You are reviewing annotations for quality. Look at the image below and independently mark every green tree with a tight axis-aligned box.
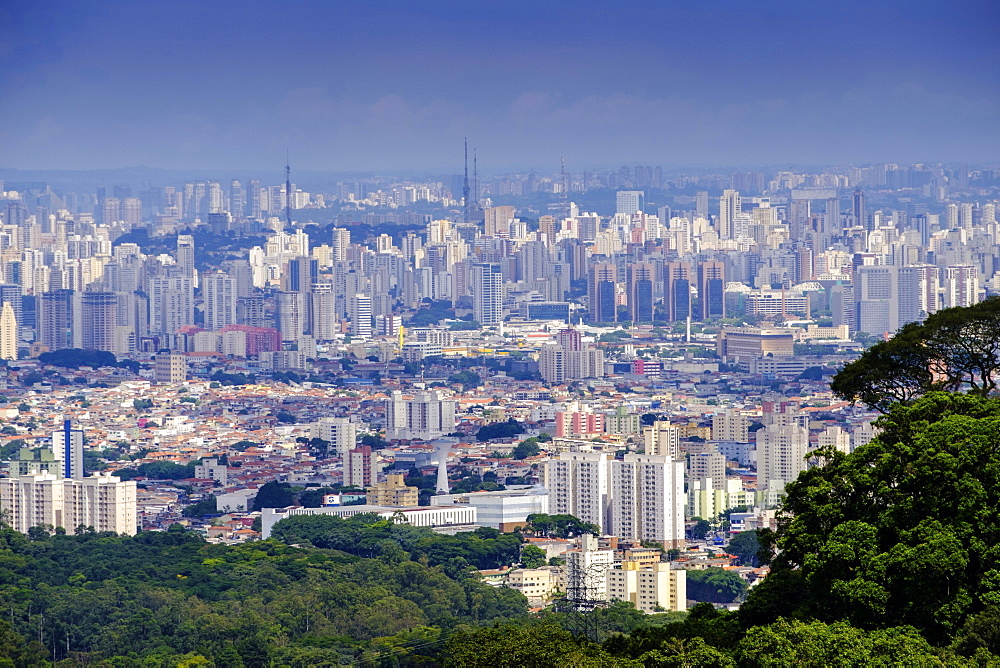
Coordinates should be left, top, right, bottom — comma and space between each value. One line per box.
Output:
444, 623, 587, 667
512, 437, 541, 460
253, 481, 296, 510
525, 513, 599, 538
735, 619, 945, 666
686, 568, 747, 604
448, 370, 482, 390
476, 418, 526, 442
833, 297, 1000, 411
520, 545, 547, 569
741, 392, 1000, 643
726, 530, 761, 567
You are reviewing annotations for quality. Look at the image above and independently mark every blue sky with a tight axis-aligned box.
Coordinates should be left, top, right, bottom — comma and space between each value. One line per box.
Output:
1, 0, 997, 172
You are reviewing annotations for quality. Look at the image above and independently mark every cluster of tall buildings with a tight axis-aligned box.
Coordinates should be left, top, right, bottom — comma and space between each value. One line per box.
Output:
0, 163, 995, 372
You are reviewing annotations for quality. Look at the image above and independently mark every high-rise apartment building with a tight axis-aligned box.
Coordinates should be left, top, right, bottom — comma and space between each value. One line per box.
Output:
385, 390, 457, 441
944, 265, 978, 308
718, 189, 740, 240
345, 445, 380, 488
898, 264, 938, 324
611, 454, 685, 548
854, 265, 899, 336
38, 289, 77, 351
311, 417, 359, 458
80, 291, 117, 352
203, 272, 237, 331
758, 424, 810, 494
0, 301, 17, 360
545, 451, 612, 533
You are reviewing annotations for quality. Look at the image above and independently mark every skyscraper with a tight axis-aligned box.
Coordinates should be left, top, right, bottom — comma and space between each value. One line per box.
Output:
38, 289, 76, 351
588, 263, 617, 324
627, 262, 655, 324
615, 191, 644, 216
665, 261, 692, 321
698, 261, 726, 320
853, 189, 869, 231
52, 420, 85, 480
471, 263, 503, 326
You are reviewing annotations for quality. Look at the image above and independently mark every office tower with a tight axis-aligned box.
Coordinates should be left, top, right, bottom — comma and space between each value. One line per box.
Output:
627, 262, 655, 324
898, 265, 938, 324
758, 423, 810, 494
695, 191, 709, 219
38, 289, 76, 351
80, 291, 117, 352
0, 473, 137, 535
545, 451, 612, 533
698, 261, 726, 320
247, 178, 262, 218
644, 420, 680, 457
311, 417, 359, 458
347, 293, 373, 336
229, 180, 245, 219
718, 189, 740, 240
154, 352, 186, 384
203, 272, 237, 331
331, 227, 351, 263
854, 265, 899, 336
483, 205, 516, 237
615, 191, 644, 216
471, 263, 503, 326
665, 261, 692, 321
52, 420, 85, 480
853, 189, 868, 231
0, 302, 16, 360
944, 265, 978, 308
345, 446, 380, 488
612, 454, 685, 548
385, 390, 457, 441
275, 291, 305, 342
588, 263, 617, 324
176, 235, 195, 279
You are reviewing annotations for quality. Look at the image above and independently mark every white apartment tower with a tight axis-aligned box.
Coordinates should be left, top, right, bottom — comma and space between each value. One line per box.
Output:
758, 424, 810, 495
471, 263, 503, 326
311, 417, 359, 458
385, 390, 457, 441
611, 454, 685, 548
203, 272, 237, 332
545, 451, 612, 533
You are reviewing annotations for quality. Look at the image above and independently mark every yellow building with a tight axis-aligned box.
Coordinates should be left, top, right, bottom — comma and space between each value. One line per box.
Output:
606, 562, 686, 613
366, 473, 419, 507
506, 567, 564, 603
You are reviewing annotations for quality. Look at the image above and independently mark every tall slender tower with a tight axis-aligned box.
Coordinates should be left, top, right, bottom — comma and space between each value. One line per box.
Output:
285, 152, 292, 230
462, 138, 471, 224
0, 301, 17, 361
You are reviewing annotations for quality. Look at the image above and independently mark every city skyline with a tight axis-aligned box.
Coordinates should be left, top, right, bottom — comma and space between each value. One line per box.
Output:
1, 0, 997, 172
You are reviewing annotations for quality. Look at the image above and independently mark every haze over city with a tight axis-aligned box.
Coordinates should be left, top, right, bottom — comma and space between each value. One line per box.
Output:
2, 0, 998, 173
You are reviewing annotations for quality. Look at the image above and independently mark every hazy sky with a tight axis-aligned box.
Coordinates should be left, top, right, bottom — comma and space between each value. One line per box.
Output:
1, 0, 997, 173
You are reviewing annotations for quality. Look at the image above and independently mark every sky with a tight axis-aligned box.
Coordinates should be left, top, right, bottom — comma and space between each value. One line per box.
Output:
1, 0, 997, 173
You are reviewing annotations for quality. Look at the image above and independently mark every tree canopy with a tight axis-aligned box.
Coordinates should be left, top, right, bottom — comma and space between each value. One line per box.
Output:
832, 297, 1000, 411
742, 392, 1000, 644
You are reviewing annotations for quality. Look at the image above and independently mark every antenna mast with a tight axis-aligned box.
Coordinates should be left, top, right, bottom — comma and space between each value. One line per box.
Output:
561, 156, 569, 214
463, 138, 470, 224
285, 150, 292, 230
